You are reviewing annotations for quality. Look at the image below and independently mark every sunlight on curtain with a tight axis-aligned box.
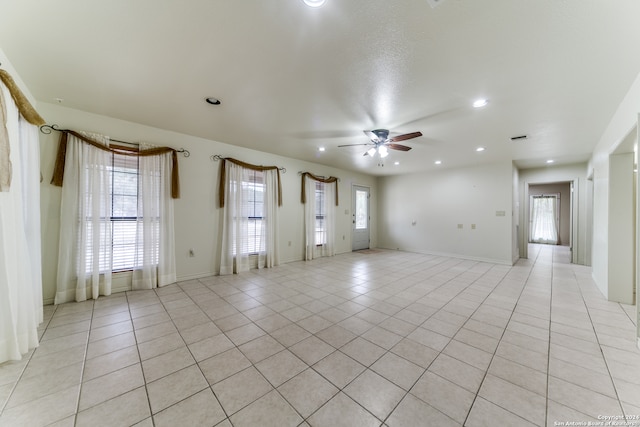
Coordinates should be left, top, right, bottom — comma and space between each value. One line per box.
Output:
530, 195, 559, 244
0, 84, 42, 363
56, 137, 177, 302
132, 148, 176, 290
56, 133, 112, 303
304, 178, 336, 260
219, 161, 279, 274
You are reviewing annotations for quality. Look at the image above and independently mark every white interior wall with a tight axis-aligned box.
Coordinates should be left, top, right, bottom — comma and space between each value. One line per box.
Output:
608, 153, 635, 304
0, 48, 36, 104
377, 161, 514, 265
38, 103, 377, 304
590, 71, 640, 300
518, 163, 589, 266
512, 164, 520, 264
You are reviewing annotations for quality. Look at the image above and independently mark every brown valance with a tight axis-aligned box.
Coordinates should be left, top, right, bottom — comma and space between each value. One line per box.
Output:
0, 69, 45, 127
301, 172, 339, 206
51, 130, 181, 198
0, 69, 46, 192
219, 157, 283, 208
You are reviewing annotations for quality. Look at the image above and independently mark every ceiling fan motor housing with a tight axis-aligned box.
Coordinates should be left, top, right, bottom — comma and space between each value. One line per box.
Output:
371, 129, 390, 142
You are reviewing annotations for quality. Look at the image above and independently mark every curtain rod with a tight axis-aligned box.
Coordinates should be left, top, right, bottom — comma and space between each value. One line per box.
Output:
210, 154, 286, 173
298, 171, 340, 181
39, 124, 190, 157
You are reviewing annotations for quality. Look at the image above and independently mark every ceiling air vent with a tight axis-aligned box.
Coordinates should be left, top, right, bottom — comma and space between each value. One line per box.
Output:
426, 0, 446, 8
510, 135, 528, 141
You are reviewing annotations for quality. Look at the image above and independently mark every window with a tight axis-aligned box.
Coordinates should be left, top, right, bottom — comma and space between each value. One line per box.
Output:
302, 173, 336, 261
530, 194, 559, 245
355, 189, 368, 229
219, 160, 280, 274
315, 181, 327, 245
84, 149, 159, 273
240, 169, 265, 255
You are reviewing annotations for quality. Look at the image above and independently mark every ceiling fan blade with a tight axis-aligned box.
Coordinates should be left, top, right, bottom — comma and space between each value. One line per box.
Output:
363, 130, 381, 143
388, 131, 422, 142
385, 143, 412, 151
337, 143, 374, 148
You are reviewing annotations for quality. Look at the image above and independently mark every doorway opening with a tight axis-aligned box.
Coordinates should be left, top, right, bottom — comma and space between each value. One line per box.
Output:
523, 180, 576, 263
529, 194, 560, 245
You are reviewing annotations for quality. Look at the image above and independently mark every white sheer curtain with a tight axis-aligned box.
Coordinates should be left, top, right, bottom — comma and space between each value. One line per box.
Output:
219, 161, 279, 274
0, 83, 43, 363
530, 195, 559, 245
132, 148, 176, 289
262, 167, 280, 269
56, 137, 177, 302
304, 178, 336, 260
56, 133, 112, 303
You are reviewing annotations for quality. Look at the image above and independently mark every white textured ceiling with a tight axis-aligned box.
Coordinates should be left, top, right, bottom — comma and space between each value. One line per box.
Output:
2, 0, 640, 175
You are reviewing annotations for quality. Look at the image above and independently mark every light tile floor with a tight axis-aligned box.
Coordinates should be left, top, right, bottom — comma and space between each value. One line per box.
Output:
1, 245, 639, 427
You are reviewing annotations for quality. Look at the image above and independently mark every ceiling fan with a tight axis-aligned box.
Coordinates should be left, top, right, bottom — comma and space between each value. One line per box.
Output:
338, 129, 422, 157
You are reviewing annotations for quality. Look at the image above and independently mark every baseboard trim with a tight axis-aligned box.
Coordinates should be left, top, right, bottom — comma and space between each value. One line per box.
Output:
377, 246, 513, 266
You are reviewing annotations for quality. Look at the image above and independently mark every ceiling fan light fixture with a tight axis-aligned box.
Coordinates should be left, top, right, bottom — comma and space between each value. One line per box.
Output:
378, 146, 389, 158
302, 0, 325, 7
367, 147, 377, 157
473, 99, 488, 108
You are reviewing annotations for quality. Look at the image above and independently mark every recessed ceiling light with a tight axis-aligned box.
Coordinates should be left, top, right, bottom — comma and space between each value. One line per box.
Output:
476, 147, 485, 152
473, 99, 488, 108
205, 97, 221, 105
546, 159, 554, 164
434, 160, 442, 165
318, 147, 325, 152
394, 161, 400, 165
302, 0, 325, 7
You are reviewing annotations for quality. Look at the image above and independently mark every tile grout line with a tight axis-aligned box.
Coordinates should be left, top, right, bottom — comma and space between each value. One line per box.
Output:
460, 244, 542, 426
9, 247, 634, 426
72, 300, 95, 427
365, 258, 528, 425
126, 289, 159, 427
0, 305, 59, 418
570, 261, 628, 418
218, 255, 474, 425
544, 245, 556, 427
157, 283, 232, 424
303, 257, 479, 425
